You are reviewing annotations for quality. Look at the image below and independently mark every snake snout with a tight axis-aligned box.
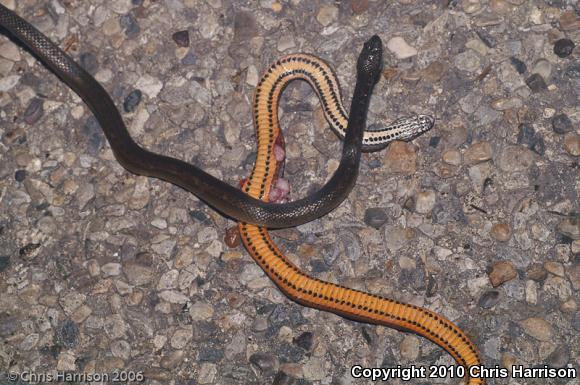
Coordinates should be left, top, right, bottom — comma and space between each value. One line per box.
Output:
358, 35, 383, 83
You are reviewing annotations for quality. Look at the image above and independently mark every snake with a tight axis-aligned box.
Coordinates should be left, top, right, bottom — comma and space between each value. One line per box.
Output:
0, 4, 433, 229
239, 36, 485, 384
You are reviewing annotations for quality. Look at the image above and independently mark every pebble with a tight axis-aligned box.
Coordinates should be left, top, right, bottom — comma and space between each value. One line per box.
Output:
564, 133, 580, 156
442, 149, 461, 165
490, 223, 511, 242
249, 352, 279, 375
0, 256, 9, 273
517, 123, 545, 156
526, 264, 547, 282
543, 261, 564, 277
478, 290, 500, 309
363, 207, 389, 229
120, 13, 140, 38
110, 339, 131, 360
277, 35, 296, 52
351, 0, 369, 14
272, 371, 293, 385
189, 301, 214, 321
124, 261, 155, 286
551, 114, 573, 134
415, 190, 436, 214
172, 30, 190, 47
293, 331, 314, 351
399, 335, 420, 360
510, 57, 527, 74
553, 38, 575, 58
531, 59, 552, 80
559, 11, 580, 31
101, 262, 122, 277
171, 328, 193, 349
383, 141, 417, 175
123, 89, 142, 113
198, 347, 224, 362
547, 345, 570, 368
57, 319, 79, 348
316, 5, 338, 27
23, 98, 44, 125
197, 363, 217, 384
160, 350, 184, 369
497, 145, 534, 172
525, 73, 547, 92
489, 261, 517, 287
490, 97, 522, 110
386, 37, 418, 59
14, 169, 26, 182
557, 218, 579, 240
0, 75, 20, 91
464, 142, 493, 165
454, 50, 481, 73
519, 317, 553, 341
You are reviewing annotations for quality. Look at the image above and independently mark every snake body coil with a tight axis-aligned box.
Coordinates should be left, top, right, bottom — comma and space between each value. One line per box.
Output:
240, 36, 484, 385
0, 4, 432, 228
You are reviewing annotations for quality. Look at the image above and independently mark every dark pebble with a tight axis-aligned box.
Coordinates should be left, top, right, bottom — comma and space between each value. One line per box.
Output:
546, 345, 570, 368
132, 0, 144, 5
197, 346, 224, 362
0, 255, 9, 273
476, 29, 496, 48
39, 344, 61, 359
525, 73, 547, 92
552, 114, 573, 134
276, 342, 305, 362
565, 63, 580, 78
79, 52, 99, 74
364, 207, 389, 229
19, 243, 41, 257
429, 136, 441, 147
123, 89, 142, 113
189, 210, 210, 224
272, 371, 294, 385
269, 304, 307, 327
57, 319, 79, 348
517, 123, 545, 155
181, 51, 197, 66
82, 116, 105, 154
309, 258, 328, 273
510, 57, 527, 74
553, 38, 575, 58
23, 98, 44, 125
14, 169, 27, 182
120, 13, 140, 38
367, 157, 382, 169
293, 331, 314, 351
0, 315, 20, 337
249, 352, 278, 375
573, 312, 580, 331
172, 30, 190, 47
478, 290, 500, 309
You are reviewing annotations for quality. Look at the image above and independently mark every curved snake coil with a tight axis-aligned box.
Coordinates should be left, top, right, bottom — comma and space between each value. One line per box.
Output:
240, 39, 484, 385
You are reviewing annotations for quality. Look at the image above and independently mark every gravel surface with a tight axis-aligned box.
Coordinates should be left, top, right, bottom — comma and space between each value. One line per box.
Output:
0, 1, 578, 384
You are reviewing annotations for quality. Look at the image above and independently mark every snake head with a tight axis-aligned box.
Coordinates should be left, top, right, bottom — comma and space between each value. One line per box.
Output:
357, 35, 383, 85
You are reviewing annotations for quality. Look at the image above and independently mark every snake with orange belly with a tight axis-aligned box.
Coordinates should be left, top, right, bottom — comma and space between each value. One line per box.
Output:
239, 37, 485, 384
